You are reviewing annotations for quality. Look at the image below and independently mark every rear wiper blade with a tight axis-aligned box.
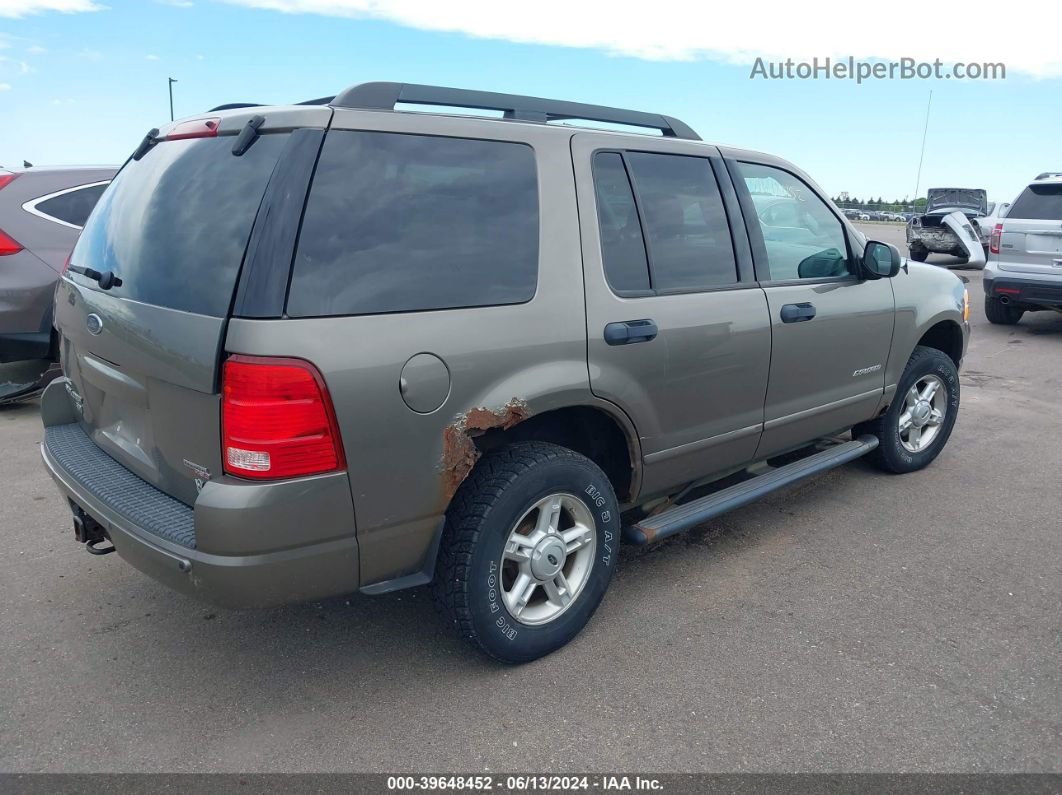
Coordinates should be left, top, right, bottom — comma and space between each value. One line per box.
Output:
68, 265, 122, 290
131, 127, 160, 161
232, 115, 265, 157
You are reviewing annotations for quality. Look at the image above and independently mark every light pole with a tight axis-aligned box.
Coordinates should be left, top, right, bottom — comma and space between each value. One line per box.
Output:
168, 77, 178, 121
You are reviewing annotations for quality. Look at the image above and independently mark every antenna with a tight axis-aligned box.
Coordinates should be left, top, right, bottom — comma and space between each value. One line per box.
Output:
912, 90, 933, 202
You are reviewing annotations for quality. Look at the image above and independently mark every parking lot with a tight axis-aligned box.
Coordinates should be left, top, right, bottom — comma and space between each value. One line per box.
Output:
1, 223, 1060, 773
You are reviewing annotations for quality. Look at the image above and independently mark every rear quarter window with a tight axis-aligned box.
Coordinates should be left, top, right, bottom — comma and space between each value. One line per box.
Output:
1009, 184, 1062, 220
286, 131, 539, 317
32, 182, 109, 228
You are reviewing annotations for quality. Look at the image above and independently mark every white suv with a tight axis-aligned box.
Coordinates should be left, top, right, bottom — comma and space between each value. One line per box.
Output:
983, 174, 1062, 324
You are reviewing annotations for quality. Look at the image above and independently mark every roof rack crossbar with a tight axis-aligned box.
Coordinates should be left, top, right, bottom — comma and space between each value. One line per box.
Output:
330, 82, 700, 140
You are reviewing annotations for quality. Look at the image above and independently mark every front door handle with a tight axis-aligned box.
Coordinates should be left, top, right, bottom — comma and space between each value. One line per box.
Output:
604, 319, 658, 345
780, 302, 816, 323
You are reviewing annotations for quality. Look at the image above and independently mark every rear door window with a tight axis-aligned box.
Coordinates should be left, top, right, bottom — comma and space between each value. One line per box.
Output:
625, 152, 737, 291
1009, 184, 1062, 220
69, 133, 289, 317
591, 152, 650, 292
287, 131, 539, 317
33, 182, 109, 228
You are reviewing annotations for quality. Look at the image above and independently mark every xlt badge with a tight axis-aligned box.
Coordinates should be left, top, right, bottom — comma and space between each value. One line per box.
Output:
182, 459, 211, 492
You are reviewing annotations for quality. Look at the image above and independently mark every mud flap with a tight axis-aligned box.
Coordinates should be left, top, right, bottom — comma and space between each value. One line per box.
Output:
0, 360, 61, 405
941, 210, 986, 267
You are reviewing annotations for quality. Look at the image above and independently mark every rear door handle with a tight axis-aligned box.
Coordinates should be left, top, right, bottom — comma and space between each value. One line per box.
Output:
604, 319, 658, 345
780, 302, 816, 323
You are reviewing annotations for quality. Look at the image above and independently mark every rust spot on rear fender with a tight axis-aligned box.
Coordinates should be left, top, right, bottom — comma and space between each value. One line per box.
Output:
441, 398, 532, 499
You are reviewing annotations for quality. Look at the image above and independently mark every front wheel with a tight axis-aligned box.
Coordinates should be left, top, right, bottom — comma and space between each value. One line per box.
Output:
857, 346, 960, 474
432, 442, 620, 663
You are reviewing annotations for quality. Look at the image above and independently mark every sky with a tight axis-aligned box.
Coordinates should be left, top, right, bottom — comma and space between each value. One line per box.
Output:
1, 0, 1060, 204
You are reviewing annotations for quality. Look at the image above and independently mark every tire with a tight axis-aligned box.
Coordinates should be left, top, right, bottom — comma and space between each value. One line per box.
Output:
856, 346, 960, 474
984, 296, 1024, 325
432, 441, 620, 663
908, 244, 928, 262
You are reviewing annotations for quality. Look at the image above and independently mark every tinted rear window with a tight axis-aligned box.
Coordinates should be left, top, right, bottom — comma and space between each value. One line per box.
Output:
1009, 184, 1062, 220
69, 134, 287, 317
592, 152, 650, 292
35, 182, 108, 227
287, 130, 538, 317
625, 152, 737, 291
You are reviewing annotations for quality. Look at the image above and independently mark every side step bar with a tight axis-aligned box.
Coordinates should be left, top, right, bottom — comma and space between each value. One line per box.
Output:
624, 435, 879, 545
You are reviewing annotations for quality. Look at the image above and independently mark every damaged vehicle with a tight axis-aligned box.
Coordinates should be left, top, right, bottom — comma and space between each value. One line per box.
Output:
906, 187, 991, 266
0, 165, 115, 402
40, 83, 969, 663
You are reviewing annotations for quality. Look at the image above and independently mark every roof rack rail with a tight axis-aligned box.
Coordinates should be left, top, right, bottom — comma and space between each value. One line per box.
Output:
329, 81, 700, 140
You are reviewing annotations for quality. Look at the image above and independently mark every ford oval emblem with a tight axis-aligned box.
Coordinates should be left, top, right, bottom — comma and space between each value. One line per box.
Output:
86, 313, 103, 336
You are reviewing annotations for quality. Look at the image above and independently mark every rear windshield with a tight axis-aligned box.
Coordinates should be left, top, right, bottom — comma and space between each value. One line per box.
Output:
69, 133, 288, 317
1009, 184, 1062, 220
287, 130, 538, 318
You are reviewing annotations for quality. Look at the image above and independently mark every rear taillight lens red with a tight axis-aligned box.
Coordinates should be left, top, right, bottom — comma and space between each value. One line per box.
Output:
990, 223, 1003, 255
0, 228, 22, 256
163, 117, 220, 141
0, 174, 21, 256
221, 355, 345, 480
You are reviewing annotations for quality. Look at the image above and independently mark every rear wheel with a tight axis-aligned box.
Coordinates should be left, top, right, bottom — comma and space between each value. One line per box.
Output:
432, 442, 620, 663
984, 296, 1024, 325
908, 243, 928, 262
857, 346, 959, 474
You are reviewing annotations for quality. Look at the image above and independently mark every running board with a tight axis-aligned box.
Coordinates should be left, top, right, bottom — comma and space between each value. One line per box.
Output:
624, 435, 879, 545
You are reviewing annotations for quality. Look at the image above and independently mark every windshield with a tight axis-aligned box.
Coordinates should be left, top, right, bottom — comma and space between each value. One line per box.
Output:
68, 133, 288, 317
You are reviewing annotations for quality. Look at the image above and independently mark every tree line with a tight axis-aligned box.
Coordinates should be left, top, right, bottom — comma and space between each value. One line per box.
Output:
832, 196, 929, 211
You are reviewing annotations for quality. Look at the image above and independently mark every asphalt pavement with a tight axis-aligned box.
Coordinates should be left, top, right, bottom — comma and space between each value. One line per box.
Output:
1, 224, 1059, 772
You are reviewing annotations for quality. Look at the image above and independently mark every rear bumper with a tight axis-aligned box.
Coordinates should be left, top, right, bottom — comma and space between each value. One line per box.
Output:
39, 380, 360, 608
984, 275, 1062, 308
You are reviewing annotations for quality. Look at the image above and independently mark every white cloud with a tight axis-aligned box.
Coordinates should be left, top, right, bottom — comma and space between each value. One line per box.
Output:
0, 82, 11, 91
0, 55, 31, 74
154, 0, 193, 6
145, 54, 160, 60
219, 0, 1062, 77
0, 0, 105, 18
27, 45, 47, 53
77, 48, 103, 61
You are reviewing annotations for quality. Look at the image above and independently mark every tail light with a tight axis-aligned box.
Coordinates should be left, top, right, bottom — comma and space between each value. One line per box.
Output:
221, 355, 345, 480
0, 174, 22, 256
163, 117, 220, 141
0, 229, 22, 256
990, 223, 1003, 255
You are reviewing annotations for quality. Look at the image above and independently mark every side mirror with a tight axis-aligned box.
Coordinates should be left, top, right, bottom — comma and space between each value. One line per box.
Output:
862, 240, 902, 278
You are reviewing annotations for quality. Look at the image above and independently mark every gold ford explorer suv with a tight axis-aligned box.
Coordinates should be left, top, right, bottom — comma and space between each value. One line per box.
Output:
41, 82, 970, 663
